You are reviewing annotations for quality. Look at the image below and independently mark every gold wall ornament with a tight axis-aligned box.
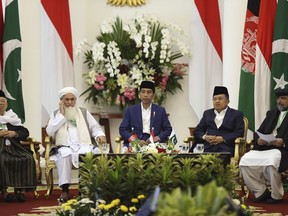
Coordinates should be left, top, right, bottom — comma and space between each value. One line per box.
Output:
107, 0, 146, 7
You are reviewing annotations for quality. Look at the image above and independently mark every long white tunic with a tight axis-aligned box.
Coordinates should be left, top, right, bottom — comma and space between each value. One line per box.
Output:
46, 108, 105, 186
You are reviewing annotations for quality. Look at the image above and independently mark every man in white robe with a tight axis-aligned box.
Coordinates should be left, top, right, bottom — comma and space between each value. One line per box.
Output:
240, 88, 288, 204
46, 87, 106, 202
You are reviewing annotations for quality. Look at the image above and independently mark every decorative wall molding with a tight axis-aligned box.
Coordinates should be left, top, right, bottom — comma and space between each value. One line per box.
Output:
107, 0, 146, 7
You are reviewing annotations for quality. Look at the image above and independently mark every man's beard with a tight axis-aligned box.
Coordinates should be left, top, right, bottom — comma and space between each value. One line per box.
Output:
277, 103, 288, 111
64, 106, 79, 121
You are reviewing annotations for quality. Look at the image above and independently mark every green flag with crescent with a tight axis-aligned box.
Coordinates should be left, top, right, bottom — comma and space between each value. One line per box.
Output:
2, 0, 25, 123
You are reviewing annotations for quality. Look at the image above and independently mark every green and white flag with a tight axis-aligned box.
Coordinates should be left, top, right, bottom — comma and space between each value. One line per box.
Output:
270, 0, 288, 107
2, 0, 25, 123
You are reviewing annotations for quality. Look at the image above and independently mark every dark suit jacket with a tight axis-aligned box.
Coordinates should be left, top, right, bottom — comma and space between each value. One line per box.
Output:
0, 123, 33, 191
193, 107, 244, 155
119, 103, 172, 146
254, 109, 288, 172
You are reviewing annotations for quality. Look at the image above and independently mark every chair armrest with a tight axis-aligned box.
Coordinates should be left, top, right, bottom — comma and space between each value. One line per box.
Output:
233, 138, 255, 165
20, 137, 42, 183
115, 136, 123, 153
183, 136, 194, 144
44, 136, 53, 160
20, 137, 40, 155
246, 139, 254, 151
234, 137, 246, 163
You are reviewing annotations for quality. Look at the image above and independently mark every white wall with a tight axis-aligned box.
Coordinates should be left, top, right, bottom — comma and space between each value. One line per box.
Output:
18, 0, 248, 151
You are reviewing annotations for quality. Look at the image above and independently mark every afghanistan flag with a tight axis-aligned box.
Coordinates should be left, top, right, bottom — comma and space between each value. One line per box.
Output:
238, 0, 261, 131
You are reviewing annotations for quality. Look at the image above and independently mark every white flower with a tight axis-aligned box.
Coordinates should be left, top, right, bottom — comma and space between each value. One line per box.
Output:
79, 198, 94, 204
232, 199, 241, 206
130, 67, 143, 82
75, 38, 87, 56
100, 20, 114, 34
78, 14, 190, 111
92, 42, 106, 62
83, 70, 96, 85
117, 74, 129, 93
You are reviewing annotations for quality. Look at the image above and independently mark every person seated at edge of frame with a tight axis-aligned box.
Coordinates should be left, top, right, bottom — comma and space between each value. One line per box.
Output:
239, 88, 288, 204
119, 81, 172, 150
0, 90, 36, 202
192, 86, 244, 156
46, 87, 106, 203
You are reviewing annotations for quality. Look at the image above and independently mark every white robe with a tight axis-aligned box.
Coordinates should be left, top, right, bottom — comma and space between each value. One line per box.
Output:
46, 108, 105, 186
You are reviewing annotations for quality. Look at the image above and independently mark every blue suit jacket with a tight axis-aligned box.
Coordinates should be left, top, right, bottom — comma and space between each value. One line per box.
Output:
119, 103, 172, 145
193, 107, 244, 155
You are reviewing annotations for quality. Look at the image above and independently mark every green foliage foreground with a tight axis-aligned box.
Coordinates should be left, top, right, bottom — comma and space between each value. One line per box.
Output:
79, 153, 238, 205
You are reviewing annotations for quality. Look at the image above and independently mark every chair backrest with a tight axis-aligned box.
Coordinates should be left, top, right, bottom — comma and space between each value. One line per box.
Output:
243, 116, 248, 142
233, 117, 249, 164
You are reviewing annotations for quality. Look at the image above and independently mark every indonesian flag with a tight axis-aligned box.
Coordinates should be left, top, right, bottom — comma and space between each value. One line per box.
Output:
254, 0, 276, 129
189, 0, 223, 121
40, 0, 74, 123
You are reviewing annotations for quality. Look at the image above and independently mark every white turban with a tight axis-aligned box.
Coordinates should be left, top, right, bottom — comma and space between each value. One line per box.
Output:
59, 87, 78, 99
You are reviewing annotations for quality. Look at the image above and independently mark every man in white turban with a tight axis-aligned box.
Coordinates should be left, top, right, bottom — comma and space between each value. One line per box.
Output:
46, 87, 106, 202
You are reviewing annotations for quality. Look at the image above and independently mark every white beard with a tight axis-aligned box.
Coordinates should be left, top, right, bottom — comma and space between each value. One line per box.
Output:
64, 106, 79, 121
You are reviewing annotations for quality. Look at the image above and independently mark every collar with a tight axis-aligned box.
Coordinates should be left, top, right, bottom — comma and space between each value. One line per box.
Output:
141, 102, 152, 111
214, 107, 228, 115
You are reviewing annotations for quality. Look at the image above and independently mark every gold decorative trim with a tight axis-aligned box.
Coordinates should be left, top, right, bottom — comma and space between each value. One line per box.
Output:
107, 0, 146, 7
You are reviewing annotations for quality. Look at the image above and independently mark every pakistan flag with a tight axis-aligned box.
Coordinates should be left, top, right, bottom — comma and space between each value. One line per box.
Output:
2, 0, 25, 123
270, 0, 288, 108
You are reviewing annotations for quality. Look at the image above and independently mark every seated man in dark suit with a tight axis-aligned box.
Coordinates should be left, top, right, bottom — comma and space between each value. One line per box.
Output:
119, 81, 172, 149
193, 86, 244, 155
239, 88, 288, 204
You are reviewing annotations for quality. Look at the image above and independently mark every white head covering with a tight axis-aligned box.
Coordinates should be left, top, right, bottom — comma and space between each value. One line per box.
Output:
59, 87, 78, 99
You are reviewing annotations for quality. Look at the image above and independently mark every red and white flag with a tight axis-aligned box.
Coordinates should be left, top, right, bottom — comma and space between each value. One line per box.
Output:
40, 0, 74, 123
254, 0, 276, 129
189, 0, 223, 120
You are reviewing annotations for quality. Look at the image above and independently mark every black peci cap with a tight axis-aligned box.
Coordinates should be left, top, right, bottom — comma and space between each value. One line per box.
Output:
0, 90, 7, 99
140, 81, 155, 93
213, 86, 229, 98
275, 88, 288, 97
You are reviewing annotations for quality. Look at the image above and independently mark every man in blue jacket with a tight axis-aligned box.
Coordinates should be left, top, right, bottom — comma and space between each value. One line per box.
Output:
193, 86, 244, 155
119, 81, 172, 148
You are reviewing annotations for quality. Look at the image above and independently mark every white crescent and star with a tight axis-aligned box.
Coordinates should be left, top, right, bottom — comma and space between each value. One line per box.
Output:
273, 74, 288, 90
2, 38, 22, 100
272, 38, 288, 90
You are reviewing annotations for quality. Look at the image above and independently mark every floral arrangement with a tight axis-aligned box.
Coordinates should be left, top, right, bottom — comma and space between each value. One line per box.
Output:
56, 182, 253, 216
56, 195, 146, 216
76, 14, 190, 111
128, 141, 175, 153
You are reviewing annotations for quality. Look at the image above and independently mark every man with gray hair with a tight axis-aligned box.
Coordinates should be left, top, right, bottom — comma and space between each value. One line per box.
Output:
46, 87, 106, 202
